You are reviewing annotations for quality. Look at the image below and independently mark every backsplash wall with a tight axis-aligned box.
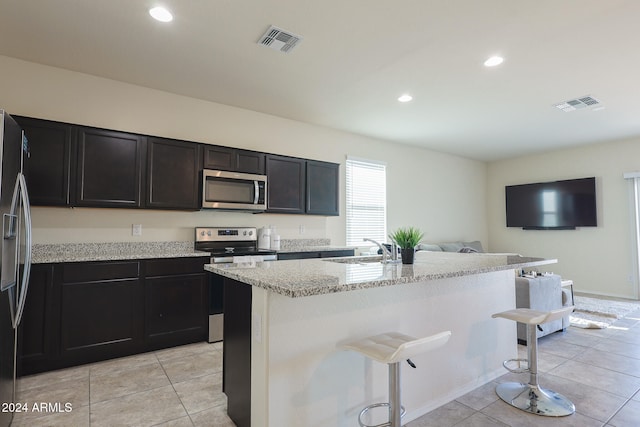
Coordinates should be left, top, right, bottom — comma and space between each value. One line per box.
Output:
32, 207, 333, 244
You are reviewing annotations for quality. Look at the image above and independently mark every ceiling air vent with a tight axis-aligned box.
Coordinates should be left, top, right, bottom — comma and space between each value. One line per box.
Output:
553, 95, 601, 112
257, 25, 303, 53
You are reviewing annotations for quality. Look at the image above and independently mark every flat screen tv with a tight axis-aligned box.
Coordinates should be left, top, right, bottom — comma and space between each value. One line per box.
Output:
505, 177, 597, 229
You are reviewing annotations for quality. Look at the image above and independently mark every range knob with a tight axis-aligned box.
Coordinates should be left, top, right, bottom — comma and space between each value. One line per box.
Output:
207, 231, 212, 236
243, 230, 247, 236
248, 230, 253, 236
200, 231, 205, 236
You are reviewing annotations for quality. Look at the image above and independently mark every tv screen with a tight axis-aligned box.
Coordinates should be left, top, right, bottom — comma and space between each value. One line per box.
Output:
505, 177, 597, 229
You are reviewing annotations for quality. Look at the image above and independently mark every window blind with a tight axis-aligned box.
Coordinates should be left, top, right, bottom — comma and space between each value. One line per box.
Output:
346, 157, 387, 246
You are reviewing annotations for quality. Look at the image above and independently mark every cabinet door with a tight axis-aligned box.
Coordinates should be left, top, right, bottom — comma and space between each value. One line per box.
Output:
203, 145, 235, 171
145, 274, 207, 348
236, 150, 265, 174
306, 160, 339, 215
75, 127, 144, 207
266, 154, 305, 213
15, 116, 74, 206
204, 146, 265, 175
59, 262, 143, 365
17, 264, 55, 376
146, 137, 202, 210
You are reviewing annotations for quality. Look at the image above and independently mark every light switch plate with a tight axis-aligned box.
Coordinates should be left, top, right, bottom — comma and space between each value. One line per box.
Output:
132, 224, 142, 236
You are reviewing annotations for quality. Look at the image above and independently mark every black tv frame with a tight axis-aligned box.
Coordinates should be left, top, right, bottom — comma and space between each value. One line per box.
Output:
505, 177, 597, 230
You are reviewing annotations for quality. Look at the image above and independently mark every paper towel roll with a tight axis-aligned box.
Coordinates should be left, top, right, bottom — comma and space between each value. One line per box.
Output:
258, 227, 271, 249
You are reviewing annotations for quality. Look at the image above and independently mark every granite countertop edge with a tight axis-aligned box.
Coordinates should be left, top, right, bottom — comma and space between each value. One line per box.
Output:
31, 242, 210, 264
31, 241, 356, 264
205, 254, 557, 298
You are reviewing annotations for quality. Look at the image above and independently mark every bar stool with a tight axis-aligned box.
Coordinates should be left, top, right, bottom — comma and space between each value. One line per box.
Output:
492, 306, 575, 417
342, 331, 451, 427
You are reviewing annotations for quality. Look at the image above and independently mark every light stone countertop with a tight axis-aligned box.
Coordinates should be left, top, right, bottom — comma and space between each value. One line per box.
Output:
32, 242, 210, 264
205, 250, 557, 298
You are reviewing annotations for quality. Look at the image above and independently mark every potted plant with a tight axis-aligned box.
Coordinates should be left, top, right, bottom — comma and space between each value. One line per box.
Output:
389, 227, 424, 264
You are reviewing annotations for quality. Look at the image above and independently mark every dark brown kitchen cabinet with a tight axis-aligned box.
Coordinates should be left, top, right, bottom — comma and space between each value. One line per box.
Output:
265, 154, 306, 213
18, 258, 209, 375
75, 127, 145, 208
17, 264, 55, 376
59, 261, 144, 367
223, 278, 252, 427
204, 145, 265, 174
15, 116, 74, 206
146, 137, 202, 210
145, 258, 208, 349
306, 160, 339, 215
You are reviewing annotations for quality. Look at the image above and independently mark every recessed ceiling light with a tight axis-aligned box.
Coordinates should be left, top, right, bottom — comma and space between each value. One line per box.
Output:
484, 56, 504, 67
398, 94, 413, 103
149, 6, 173, 22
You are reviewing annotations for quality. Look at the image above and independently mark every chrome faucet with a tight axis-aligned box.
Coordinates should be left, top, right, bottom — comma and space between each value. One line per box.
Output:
363, 238, 400, 264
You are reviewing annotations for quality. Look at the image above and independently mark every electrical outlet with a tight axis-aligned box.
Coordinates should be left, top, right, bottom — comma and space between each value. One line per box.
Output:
132, 224, 142, 236
299, 225, 305, 234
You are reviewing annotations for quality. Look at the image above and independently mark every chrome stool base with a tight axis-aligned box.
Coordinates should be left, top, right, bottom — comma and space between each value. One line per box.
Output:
496, 382, 576, 417
358, 403, 406, 427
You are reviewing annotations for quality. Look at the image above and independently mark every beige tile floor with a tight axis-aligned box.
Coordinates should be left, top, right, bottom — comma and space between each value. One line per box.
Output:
407, 306, 640, 427
12, 341, 234, 427
10, 306, 640, 426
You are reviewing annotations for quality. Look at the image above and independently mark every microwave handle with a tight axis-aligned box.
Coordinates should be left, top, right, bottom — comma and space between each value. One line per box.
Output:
254, 181, 259, 204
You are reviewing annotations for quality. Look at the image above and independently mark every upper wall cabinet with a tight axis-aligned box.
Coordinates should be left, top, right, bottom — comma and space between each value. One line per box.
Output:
15, 116, 74, 206
75, 127, 145, 208
203, 145, 265, 175
146, 137, 202, 210
265, 154, 306, 214
265, 156, 339, 216
306, 160, 339, 216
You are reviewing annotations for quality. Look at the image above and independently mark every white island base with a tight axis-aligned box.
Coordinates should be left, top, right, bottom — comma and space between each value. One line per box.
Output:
249, 269, 517, 427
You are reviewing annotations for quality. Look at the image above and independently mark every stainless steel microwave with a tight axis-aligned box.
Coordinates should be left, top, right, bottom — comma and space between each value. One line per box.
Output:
201, 169, 267, 211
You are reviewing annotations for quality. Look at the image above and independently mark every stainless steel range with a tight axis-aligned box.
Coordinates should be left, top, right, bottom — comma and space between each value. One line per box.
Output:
195, 227, 277, 342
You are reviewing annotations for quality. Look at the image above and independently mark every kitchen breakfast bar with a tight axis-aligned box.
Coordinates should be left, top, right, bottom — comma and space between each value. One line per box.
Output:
205, 251, 556, 427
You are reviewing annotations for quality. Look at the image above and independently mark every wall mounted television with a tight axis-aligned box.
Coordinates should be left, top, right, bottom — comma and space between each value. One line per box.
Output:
505, 177, 597, 230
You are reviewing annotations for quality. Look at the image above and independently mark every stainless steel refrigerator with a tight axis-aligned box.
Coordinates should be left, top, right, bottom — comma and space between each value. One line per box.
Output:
0, 110, 32, 427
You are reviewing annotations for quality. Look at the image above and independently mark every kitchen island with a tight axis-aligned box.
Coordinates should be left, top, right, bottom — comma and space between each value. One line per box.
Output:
205, 251, 556, 427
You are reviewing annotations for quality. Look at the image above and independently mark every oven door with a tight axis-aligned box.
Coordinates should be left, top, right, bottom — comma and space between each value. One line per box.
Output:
202, 169, 266, 211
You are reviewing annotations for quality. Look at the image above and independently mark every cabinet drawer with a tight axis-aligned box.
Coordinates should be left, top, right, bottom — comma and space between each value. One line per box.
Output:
62, 261, 140, 283
145, 258, 207, 277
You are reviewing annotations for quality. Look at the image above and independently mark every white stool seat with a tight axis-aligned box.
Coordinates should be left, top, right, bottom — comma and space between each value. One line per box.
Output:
342, 331, 451, 427
492, 306, 574, 325
342, 331, 451, 364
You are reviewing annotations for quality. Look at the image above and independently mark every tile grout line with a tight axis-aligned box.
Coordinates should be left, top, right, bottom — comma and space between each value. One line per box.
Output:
153, 349, 196, 426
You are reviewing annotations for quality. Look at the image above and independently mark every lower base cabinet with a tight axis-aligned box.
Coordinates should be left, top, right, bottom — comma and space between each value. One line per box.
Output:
60, 261, 143, 367
18, 258, 208, 375
145, 258, 207, 350
17, 264, 54, 376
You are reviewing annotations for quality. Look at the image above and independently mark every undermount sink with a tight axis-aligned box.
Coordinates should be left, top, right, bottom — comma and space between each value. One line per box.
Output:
323, 256, 383, 265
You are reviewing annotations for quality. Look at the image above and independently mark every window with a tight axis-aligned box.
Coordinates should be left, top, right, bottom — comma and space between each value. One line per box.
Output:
346, 157, 387, 246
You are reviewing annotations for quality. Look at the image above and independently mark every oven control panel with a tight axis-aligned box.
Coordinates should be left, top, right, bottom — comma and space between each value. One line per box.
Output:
195, 227, 257, 242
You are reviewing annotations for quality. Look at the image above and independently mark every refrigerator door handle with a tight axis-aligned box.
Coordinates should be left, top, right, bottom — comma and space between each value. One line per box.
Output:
13, 173, 32, 328
0, 177, 21, 292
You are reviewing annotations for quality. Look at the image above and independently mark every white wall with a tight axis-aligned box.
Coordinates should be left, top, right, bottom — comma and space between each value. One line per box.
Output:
488, 138, 640, 299
0, 55, 487, 248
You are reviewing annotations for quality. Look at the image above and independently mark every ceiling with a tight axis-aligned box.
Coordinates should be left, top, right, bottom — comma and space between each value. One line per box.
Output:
1, 0, 639, 161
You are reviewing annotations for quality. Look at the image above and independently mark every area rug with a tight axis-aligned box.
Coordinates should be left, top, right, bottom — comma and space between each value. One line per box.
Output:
570, 295, 640, 329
